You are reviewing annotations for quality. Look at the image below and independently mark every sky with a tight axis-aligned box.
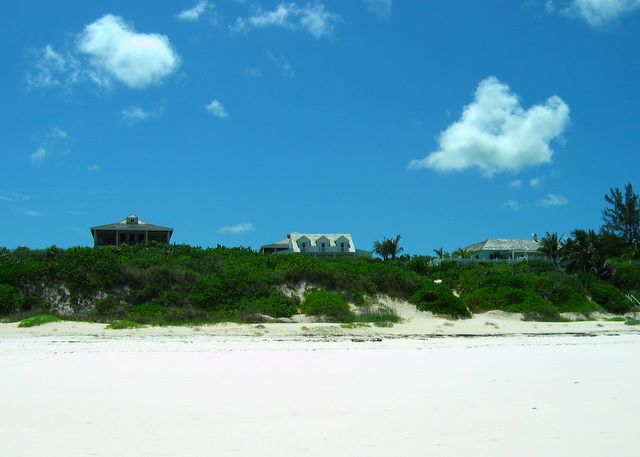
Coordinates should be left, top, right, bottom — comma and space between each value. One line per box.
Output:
1, 0, 639, 254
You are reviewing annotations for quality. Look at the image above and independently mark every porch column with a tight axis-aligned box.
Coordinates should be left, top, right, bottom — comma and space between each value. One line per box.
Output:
116, 230, 119, 246
145, 231, 149, 245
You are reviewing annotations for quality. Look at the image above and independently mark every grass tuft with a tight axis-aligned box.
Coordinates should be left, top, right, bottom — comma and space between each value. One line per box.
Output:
18, 314, 60, 328
625, 318, 640, 326
106, 320, 145, 330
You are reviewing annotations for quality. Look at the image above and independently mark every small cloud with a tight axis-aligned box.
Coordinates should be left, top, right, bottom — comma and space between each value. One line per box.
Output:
409, 77, 570, 177
539, 193, 568, 207
28, 127, 71, 165
29, 147, 48, 164
24, 210, 42, 217
503, 200, 520, 210
219, 222, 255, 234
26, 45, 82, 89
205, 100, 229, 119
364, 0, 392, 19
549, 0, 640, 27
509, 179, 523, 189
230, 2, 341, 39
245, 66, 263, 78
121, 106, 161, 124
0, 192, 33, 202
176, 1, 210, 22
266, 51, 294, 77
529, 177, 542, 187
88, 164, 101, 172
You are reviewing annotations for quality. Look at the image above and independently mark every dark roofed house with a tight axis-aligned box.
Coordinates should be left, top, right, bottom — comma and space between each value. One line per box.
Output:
90, 214, 173, 247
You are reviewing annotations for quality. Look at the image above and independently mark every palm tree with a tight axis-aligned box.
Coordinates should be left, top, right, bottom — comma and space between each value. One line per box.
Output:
538, 232, 563, 269
387, 234, 404, 260
433, 247, 450, 259
562, 229, 599, 273
452, 248, 472, 259
374, 235, 404, 261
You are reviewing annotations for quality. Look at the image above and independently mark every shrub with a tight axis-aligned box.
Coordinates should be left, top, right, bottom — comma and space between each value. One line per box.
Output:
587, 279, 631, 314
107, 320, 144, 329
127, 303, 167, 324
301, 289, 353, 322
242, 295, 299, 319
18, 314, 60, 327
410, 281, 470, 318
94, 296, 121, 317
0, 284, 21, 315
353, 305, 402, 324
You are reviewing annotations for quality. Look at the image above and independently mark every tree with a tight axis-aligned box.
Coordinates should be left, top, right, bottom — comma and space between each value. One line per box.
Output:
538, 232, 564, 269
452, 248, 472, 259
373, 235, 404, 261
433, 247, 450, 259
602, 183, 640, 245
562, 229, 605, 275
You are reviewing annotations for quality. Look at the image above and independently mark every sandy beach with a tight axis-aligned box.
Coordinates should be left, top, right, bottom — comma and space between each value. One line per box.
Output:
1, 309, 640, 457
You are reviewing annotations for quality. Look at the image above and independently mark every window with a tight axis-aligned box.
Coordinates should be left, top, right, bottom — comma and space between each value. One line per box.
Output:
321, 242, 326, 252
340, 242, 345, 252
301, 242, 306, 252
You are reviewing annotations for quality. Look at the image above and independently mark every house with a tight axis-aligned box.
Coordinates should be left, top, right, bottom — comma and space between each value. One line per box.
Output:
90, 214, 173, 247
464, 235, 541, 260
259, 232, 371, 258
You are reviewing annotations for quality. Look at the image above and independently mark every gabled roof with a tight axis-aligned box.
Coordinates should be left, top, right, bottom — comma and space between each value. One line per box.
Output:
288, 233, 356, 252
466, 238, 540, 252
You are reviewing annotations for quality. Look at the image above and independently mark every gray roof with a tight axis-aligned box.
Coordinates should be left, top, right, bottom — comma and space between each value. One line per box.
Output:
91, 215, 173, 233
465, 238, 540, 252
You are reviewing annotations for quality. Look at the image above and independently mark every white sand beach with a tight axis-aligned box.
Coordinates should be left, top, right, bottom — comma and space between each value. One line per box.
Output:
1, 309, 640, 457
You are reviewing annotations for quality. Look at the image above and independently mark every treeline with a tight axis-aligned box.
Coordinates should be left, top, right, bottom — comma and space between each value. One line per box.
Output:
0, 242, 638, 324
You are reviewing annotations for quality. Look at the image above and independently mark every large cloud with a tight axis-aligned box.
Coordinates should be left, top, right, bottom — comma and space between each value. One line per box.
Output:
552, 0, 640, 26
77, 15, 180, 88
231, 2, 341, 39
409, 77, 570, 176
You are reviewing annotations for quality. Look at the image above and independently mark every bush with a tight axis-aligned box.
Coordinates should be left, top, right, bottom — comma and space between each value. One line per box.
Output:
107, 320, 144, 329
18, 314, 60, 327
94, 296, 121, 317
353, 305, 401, 324
410, 281, 470, 318
301, 289, 353, 322
127, 303, 167, 324
0, 284, 21, 315
587, 279, 631, 314
242, 295, 299, 320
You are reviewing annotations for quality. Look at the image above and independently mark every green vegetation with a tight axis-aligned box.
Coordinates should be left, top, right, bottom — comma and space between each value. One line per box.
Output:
18, 314, 60, 328
625, 318, 640, 326
0, 184, 638, 325
106, 320, 145, 330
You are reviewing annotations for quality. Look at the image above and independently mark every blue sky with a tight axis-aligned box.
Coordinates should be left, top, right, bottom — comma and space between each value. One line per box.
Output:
1, 0, 639, 254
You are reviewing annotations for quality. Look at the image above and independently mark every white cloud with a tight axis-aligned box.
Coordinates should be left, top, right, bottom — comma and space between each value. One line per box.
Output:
540, 193, 568, 207
29, 147, 48, 164
121, 106, 161, 124
205, 100, 229, 119
552, 0, 640, 26
509, 179, 523, 189
364, 0, 392, 19
0, 192, 33, 202
503, 200, 521, 210
529, 177, 542, 187
27, 45, 82, 89
176, 1, 210, 21
246, 66, 263, 78
266, 51, 294, 77
88, 165, 101, 172
231, 2, 341, 39
24, 210, 42, 217
77, 15, 181, 88
409, 77, 570, 176
28, 127, 71, 165
219, 222, 255, 234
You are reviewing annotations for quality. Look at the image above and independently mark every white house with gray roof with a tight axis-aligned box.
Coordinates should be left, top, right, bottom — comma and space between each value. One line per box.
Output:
464, 236, 541, 260
260, 233, 371, 258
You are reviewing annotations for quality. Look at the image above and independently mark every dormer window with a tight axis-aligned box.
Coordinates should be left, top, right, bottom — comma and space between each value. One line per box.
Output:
340, 242, 345, 252
321, 242, 326, 252
127, 215, 139, 225
301, 242, 306, 252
